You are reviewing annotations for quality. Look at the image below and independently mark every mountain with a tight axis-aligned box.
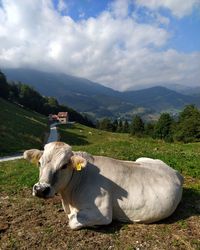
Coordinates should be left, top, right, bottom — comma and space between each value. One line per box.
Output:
163, 84, 200, 96
3, 68, 118, 96
122, 86, 199, 111
3, 68, 200, 120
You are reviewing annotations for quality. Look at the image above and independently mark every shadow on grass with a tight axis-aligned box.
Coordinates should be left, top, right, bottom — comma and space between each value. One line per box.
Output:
58, 128, 89, 146
84, 220, 125, 234
159, 187, 200, 224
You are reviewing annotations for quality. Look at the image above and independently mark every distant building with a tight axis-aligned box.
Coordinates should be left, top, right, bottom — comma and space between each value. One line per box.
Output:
58, 112, 68, 124
49, 112, 68, 124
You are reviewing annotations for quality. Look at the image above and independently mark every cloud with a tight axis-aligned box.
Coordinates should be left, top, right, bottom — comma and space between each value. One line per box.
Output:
136, 0, 200, 18
0, 0, 199, 91
57, 0, 68, 13
109, 0, 130, 18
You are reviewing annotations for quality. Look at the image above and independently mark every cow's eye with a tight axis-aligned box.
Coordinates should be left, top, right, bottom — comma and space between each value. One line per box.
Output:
60, 164, 67, 170
38, 162, 41, 167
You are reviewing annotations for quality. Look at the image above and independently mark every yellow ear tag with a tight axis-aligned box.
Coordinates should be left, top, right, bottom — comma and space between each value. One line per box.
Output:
76, 162, 82, 171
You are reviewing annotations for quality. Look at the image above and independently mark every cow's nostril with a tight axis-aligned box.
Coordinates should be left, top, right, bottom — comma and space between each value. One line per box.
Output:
33, 184, 39, 191
33, 184, 51, 198
43, 186, 51, 196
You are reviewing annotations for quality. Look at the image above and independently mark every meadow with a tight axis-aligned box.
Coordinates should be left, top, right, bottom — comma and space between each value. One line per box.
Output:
0, 123, 199, 249
0, 98, 48, 156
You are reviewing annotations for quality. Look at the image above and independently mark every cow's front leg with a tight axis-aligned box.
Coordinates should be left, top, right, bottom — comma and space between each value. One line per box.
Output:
68, 195, 112, 230
68, 209, 112, 230
68, 212, 84, 230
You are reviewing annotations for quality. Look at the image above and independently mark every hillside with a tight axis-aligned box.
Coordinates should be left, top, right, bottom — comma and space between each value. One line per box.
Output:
122, 86, 199, 111
3, 68, 134, 119
0, 98, 48, 156
3, 68, 200, 119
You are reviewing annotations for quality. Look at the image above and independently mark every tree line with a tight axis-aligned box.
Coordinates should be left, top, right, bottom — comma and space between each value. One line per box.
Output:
0, 70, 94, 127
97, 105, 200, 143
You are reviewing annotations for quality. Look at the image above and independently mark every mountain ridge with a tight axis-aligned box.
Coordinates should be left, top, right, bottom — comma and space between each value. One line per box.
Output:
3, 68, 200, 120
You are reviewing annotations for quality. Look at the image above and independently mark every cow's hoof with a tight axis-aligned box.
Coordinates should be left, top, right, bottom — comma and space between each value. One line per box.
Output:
68, 213, 84, 230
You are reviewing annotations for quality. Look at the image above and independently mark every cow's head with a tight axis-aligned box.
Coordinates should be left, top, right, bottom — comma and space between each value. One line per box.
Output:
24, 142, 87, 198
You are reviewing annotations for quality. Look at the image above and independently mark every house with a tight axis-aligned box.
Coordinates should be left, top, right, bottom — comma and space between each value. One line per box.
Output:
58, 112, 68, 124
49, 112, 68, 124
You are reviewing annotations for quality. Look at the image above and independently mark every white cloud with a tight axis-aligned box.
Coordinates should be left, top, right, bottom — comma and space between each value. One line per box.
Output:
0, 0, 199, 91
57, 0, 68, 13
110, 0, 130, 18
136, 0, 200, 18
155, 13, 170, 26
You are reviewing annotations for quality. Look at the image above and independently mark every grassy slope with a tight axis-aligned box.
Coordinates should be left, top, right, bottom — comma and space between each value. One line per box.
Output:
0, 98, 48, 156
0, 123, 199, 249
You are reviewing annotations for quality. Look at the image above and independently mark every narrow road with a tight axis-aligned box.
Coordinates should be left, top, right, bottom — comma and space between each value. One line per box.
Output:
0, 123, 59, 162
47, 123, 59, 143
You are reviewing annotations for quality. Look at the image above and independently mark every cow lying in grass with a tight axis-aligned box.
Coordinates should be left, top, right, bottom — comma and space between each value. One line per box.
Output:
24, 141, 183, 230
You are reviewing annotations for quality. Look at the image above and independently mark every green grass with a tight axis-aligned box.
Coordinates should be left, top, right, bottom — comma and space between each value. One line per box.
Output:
0, 98, 48, 156
58, 123, 200, 178
0, 160, 38, 194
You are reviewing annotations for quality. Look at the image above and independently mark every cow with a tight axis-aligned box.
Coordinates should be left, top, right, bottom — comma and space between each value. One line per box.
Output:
24, 141, 183, 230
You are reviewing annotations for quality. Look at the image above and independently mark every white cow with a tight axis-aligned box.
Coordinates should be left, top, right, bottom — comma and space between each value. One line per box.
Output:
24, 141, 183, 230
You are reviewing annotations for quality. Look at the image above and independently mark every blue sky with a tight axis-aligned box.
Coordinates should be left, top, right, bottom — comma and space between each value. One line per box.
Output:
167, 10, 200, 53
0, 0, 200, 90
53, 0, 109, 20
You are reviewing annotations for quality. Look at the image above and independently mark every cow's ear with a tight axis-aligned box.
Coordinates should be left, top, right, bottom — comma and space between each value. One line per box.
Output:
23, 149, 43, 166
70, 155, 87, 171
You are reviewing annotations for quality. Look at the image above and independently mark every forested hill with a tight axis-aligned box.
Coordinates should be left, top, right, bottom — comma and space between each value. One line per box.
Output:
0, 70, 94, 127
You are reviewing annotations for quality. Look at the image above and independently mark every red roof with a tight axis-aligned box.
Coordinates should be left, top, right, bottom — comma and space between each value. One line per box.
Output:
52, 115, 58, 119
58, 112, 68, 118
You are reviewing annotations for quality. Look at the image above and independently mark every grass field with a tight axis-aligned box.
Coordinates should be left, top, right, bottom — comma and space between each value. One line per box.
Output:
0, 123, 199, 249
0, 98, 48, 156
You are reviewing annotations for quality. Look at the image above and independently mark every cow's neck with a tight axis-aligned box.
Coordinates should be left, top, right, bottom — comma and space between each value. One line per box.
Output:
60, 169, 83, 212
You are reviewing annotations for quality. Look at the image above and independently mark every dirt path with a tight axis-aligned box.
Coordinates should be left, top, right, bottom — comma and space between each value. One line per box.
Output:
0, 123, 59, 162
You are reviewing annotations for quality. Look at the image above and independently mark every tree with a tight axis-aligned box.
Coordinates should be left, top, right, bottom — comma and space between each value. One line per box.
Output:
18, 83, 45, 112
123, 119, 130, 133
130, 115, 144, 136
99, 118, 113, 131
145, 122, 155, 137
0, 71, 9, 99
117, 119, 123, 132
9, 82, 20, 102
112, 119, 118, 132
154, 113, 174, 142
42, 97, 60, 114
174, 105, 200, 143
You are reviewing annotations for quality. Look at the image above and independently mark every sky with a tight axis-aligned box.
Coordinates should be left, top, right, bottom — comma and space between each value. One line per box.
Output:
0, 0, 200, 91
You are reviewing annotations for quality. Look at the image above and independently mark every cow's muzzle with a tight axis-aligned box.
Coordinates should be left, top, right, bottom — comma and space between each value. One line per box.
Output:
33, 183, 54, 198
